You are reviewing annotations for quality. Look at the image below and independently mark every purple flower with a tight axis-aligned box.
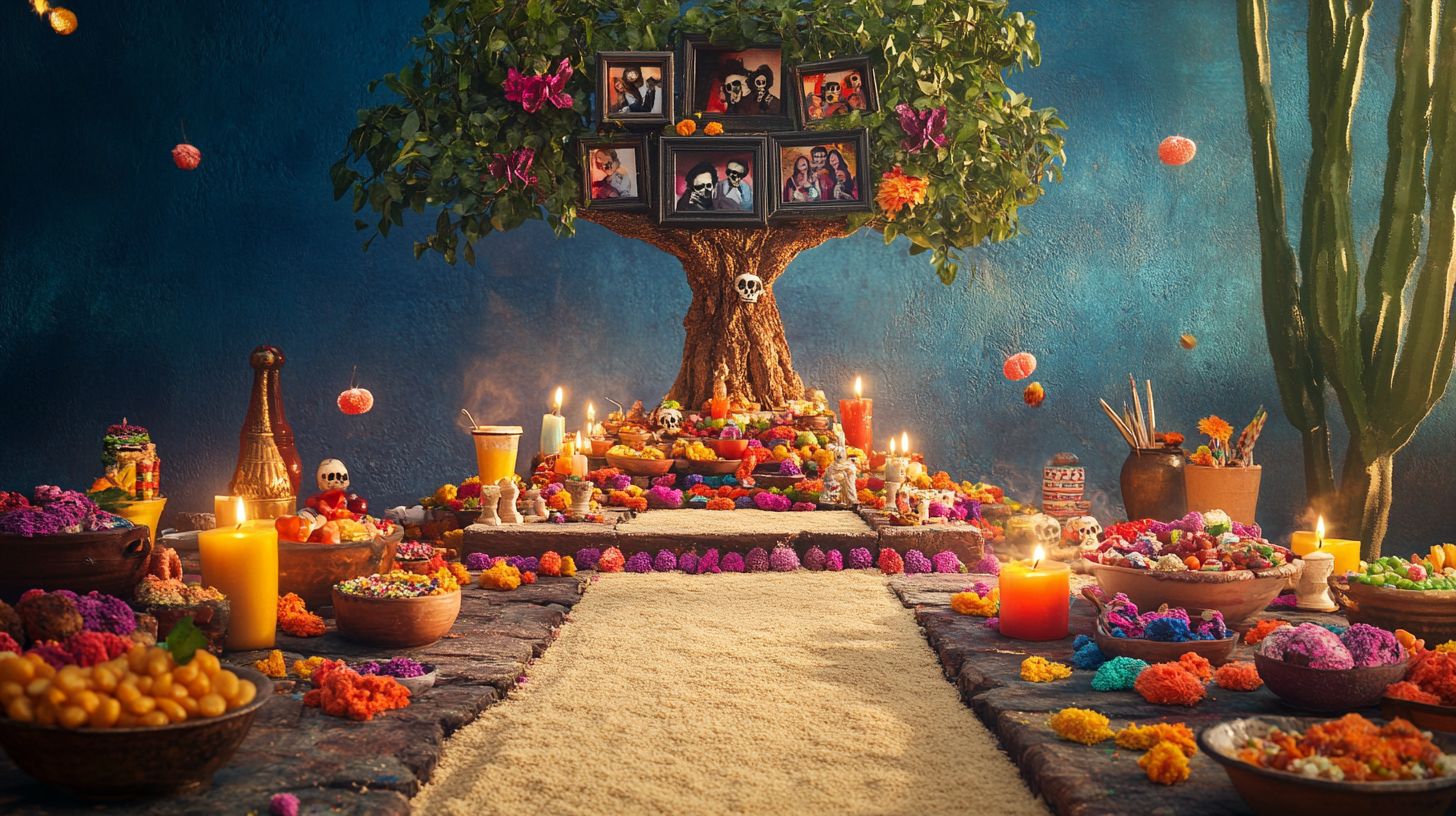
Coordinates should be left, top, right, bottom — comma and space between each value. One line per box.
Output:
745, 547, 770, 572
895, 103, 948, 153
76, 591, 135, 636
1340, 623, 1404, 668
769, 545, 800, 572
0, 506, 59, 537
653, 550, 677, 572
931, 551, 961, 574
519, 556, 540, 573
1268, 623, 1354, 669
502, 58, 574, 113
684, 474, 704, 488
358, 657, 429, 679
904, 550, 933, 574
928, 502, 949, 519
608, 475, 632, 491
624, 551, 653, 573
1231, 520, 1263, 538
973, 551, 1001, 576
778, 460, 802, 476
651, 474, 677, 488
697, 549, 721, 574
803, 546, 827, 571
678, 551, 699, 573
575, 548, 601, 569
720, 425, 742, 440
826, 550, 844, 571
984, 616, 1000, 631
968, 582, 992, 597
542, 482, 563, 497
270, 793, 301, 816
848, 547, 873, 569
31, 485, 63, 505
753, 492, 791, 512
734, 496, 756, 509
645, 486, 683, 509
721, 552, 745, 572
466, 552, 494, 570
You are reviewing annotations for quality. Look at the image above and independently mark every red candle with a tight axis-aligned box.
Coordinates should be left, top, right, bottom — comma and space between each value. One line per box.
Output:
998, 548, 1070, 641
710, 397, 729, 419
838, 377, 872, 453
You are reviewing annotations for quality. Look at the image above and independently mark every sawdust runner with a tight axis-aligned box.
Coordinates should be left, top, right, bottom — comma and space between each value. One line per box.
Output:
413, 571, 1048, 815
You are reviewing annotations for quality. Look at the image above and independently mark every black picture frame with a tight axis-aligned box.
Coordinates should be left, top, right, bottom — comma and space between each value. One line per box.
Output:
788, 56, 880, 130
680, 36, 794, 132
577, 136, 652, 211
595, 51, 674, 128
658, 136, 769, 227
768, 129, 873, 218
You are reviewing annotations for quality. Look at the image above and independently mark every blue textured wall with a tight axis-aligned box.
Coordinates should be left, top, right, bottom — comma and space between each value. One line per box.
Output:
2, 0, 1452, 545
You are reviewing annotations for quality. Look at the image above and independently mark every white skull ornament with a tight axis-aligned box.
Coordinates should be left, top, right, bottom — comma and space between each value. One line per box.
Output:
1030, 513, 1062, 551
317, 459, 350, 492
656, 407, 683, 434
1064, 516, 1103, 546
735, 273, 764, 303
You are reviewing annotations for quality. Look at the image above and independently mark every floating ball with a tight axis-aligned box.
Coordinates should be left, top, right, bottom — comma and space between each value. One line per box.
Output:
1180, 334, 1198, 350
1023, 382, 1045, 407
337, 387, 374, 415
172, 144, 201, 170
1003, 352, 1037, 381
1158, 136, 1197, 166
48, 7, 76, 34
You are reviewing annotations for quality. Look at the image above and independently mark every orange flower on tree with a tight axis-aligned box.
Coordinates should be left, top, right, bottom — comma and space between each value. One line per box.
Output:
675, 120, 696, 136
876, 166, 928, 219
1197, 415, 1233, 443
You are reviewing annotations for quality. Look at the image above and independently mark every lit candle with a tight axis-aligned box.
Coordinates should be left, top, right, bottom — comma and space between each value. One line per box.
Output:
572, 432, 589, 478
540, 387, 565, 456
902, 432, 925, 479
198, 498, 279, 650
998, 546, 1070, 641
586, 403, 596, 440
1291, 515, 1361, 577
884, 438, 903, 483
838, 377, 873, 454
555, 432, 576, 475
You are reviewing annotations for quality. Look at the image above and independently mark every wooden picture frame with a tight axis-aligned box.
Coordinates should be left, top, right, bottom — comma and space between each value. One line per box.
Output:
577, 136, 652, 211
658, 136, 769, 227
680, 36, 794, 132
595, 51, 674, 129
768, 129, 873, 218
788, 56, 880, 129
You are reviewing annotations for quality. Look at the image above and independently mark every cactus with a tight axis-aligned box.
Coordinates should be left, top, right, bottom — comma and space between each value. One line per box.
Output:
1237, 0, 1456, 557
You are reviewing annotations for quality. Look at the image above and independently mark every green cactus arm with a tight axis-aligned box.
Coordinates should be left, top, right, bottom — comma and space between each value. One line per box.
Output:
1363, 0, 1438, 410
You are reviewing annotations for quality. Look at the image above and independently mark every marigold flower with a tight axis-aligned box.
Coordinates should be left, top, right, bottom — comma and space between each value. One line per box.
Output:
1139, 741, 1191, 785
292, 656, 326, 680
1244, 619, 1291, 645
302, 663, 411, 721
876, 166, 928, 219
597, 546, 625, 572
705, 497, 735, 510
1021, 656, 1073, 683
704, 121, 723, 136
277, 593, 325, 637
1162, 432, 1185, 447
950, 588, 999, 616
1197, 415, 1233, 443
1178, 651, 1213, 682
560, 555, 577, 577
254, 649, 288, 679
1213, 661, 1263, 691
1134, 662, 1207, 706
480, 561, 522, 590
1049, 708, 1114, 745
676, 120, 696, 136
1115, 722, 1197, 756
538, 551, 563, 577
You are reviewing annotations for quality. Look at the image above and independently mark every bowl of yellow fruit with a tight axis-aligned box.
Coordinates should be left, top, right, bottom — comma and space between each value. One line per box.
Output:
605, 445, 674, 477
0, 643, 272, 798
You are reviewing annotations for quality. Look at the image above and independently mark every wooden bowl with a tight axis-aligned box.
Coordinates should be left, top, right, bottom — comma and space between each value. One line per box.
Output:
278, 529, 401, 610
1382, 696, 1456, 733
1198, 716, 1456, 816
1088, 561, 1302, 624
704, 438, 750, 459
679, 458, 741, 476
1254, 652, 1410, 712
0, 526, 152, 604
605, 452, 674, 477
0, 666, 273, 798
1093, 619, 1237, 666
1329, 575, 1456, 646
331, 587, 461, 648
751, 472, 804, 490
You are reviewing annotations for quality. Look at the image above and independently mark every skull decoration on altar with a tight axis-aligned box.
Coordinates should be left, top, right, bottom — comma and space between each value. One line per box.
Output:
317, 459, 350, 492
1031, 513, 1062, 551
1064, 516, 1103, 546
656, 407, 683, 434
734, 272, 764, 303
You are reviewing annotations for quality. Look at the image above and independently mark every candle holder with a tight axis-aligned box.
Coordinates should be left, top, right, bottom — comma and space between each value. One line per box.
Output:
1295, 551, 1338, 612
524, 488, 547, 518
563, 480, 595, 519
884, 479, 902, 509
496, 478, 523, 524
477, 485, 502, 527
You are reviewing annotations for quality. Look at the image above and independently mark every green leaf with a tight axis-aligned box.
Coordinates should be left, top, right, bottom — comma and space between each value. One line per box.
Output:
354, 219, 370, 231
85, 487, 133, 514
162, 616, 208, 666
401, 110, 421, 141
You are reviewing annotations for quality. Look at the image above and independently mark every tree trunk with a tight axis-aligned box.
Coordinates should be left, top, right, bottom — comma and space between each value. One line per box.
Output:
577, 211, 850, 409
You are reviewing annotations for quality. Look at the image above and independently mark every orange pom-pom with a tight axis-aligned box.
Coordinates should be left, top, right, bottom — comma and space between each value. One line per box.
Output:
1023, 382, 1046, 407
597, 546, 625, 572
1158, 136, 1197, 166
521, 571, 536, 584
172, 143, 201, 169
1244, 619, 1291, 645
538, 551, 562, 577
1003, 352, 1037, 381
338, 387, 374, 415
1178, 651, 1212, 683
1115, 722, 1197, 757
1214, 661, 1263, 691
705, 497, 735, 510
676, 120, 696, 136
1134, 662, 1207, 706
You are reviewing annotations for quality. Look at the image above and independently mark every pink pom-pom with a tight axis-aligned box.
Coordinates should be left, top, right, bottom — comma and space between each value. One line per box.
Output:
270, 793, 301, 816
826, 550, 844, 571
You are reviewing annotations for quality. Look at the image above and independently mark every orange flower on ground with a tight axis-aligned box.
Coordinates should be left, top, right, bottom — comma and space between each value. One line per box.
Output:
1134, 662, 1206, 706
704, 122, 723, 136
705, 497, 735, 510
1214, 661, 1263, 691
253, 649, 287, 679
1197, 415, 1233, 443
950, 588, 998, 616
675, 120, 696, 136
1178, 652, 1213, 682
278, 593, 325, 637
1116, 722, 1197, 756
303, 660, 410, 722
876, 166, 928, 219
538, 551, 562, 577
1049, 708, 1115, 745
1139, 741, 1191, 785
1244, 619, 1291, 645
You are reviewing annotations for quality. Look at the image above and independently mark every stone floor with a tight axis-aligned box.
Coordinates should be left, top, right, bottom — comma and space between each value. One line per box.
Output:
0, 574, 590, 815
890, 574, 1352, 816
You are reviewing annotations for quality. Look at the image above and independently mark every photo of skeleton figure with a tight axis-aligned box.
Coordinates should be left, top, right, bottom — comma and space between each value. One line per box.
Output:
673, 152, 756, 212
588, 147, 639, 200
606, 65, 664, 116
799, 69, 870, 122
694, 48, 783, 116
778, 142, 859, 204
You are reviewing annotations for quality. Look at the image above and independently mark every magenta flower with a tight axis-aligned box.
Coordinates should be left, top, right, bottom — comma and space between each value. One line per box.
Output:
895, 103, 948, 153
503, 58, 574, 113
489, 147, 538, 188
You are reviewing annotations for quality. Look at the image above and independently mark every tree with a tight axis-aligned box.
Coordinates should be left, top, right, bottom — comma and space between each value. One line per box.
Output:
1236, 0, 1456, 556
333, 0, 1066, 408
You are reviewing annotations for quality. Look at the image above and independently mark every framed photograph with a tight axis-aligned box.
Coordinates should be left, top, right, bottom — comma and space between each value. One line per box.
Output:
658, 136, 769, 227
577, 136, 651, 211
768, 129, 873, 218
596, 51, 674, 128
789, 56, 879, 129
680, 36, 794, 132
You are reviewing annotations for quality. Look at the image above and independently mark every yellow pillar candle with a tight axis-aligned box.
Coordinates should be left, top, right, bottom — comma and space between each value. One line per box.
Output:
1291, 533, 1361, 577
199, 510, 279, 651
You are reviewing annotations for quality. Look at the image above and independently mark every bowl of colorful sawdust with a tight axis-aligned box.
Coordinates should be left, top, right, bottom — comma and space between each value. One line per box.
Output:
1381, 648, 1456, 732
0, 650, 272, 799
332, 570, 462, 649
1084, 588, 1238, 666
1329, 575, 1456, 647
1087, 561, 1301, 625
605, 447, 674, 477
1253, 622, 1410, 712
1198, 714, 1456, 816
356, 657, 437, 695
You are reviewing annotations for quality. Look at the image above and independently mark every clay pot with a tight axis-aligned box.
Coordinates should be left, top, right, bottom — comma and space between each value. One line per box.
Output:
1328, 575, 1456, 646
1093, 619, 1237, 666
1118, 447, 1188, 522
1088, 561, 1302, 624
0, 526, 152, 604
1254, 653, 1409, 712
1184, 464, 1261, 525
605, 452, 675, 477
0, 667, 273, 798
704, 438, 750, 459
278, 530, 401, 610
331, 588, 461, 648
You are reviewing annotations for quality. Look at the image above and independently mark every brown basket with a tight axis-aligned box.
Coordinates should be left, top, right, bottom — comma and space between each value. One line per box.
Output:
1088, 560, 1302, 624
1329, 574, 1456, 645
0, 526, 152, 604
332, 587, 462, 648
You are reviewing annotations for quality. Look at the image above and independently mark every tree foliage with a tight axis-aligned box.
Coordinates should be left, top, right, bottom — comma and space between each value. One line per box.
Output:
332, 0, 1066, 283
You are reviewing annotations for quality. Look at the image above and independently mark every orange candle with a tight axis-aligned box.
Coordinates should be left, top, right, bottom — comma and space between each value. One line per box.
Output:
710, 397, 729, 419
998, 546, 1070, 641
838, 376, 872, 453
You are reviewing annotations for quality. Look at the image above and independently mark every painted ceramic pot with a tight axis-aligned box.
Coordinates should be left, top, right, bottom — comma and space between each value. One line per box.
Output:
1119, 447, 1188, 521
1041, 453, 1090, 519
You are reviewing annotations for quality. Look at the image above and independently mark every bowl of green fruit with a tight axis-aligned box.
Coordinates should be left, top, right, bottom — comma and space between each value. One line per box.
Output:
1331, 556, 1456, 646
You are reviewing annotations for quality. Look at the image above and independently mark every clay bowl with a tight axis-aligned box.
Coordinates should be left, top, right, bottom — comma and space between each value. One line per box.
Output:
1329, 575, 1456, 646
1092, 619, 1237, 666
0, 666, 273, 799
751, 471, 805, 490
1254, 652, 1410, 712
1198, 715, 1456, 816
392, 668, 437, 695
605, 453, 674, 477
278, 528, 402, 610
0, 526, 152, 604
1382, 696, 1456, 733
679, 458, 741, 476
703, 438, 750, 459
331, 587, 462, 648
1087, 561, 1302, 624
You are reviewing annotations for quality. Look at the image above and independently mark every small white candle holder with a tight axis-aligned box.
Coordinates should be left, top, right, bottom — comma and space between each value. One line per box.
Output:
563, 480, 595, 520
477, 485, 502, 527
1295, 551, 1337, 612
497, 478, 523, 525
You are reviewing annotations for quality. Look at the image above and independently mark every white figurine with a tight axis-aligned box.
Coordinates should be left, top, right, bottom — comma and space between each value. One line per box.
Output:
477, 485, 502, 526
497, 478, 523, 524
820, 424, 859, 506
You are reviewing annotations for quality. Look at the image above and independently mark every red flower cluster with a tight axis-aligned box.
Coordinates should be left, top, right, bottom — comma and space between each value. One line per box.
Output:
303, 660, 411, 722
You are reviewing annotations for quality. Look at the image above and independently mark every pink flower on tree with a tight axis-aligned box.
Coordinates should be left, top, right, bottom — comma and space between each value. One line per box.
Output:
488, 148, 539, 188
503, 58, 574, 113
895, 103, 948, 153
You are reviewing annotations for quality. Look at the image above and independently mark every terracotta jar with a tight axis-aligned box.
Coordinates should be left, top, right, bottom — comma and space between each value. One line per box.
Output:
1184, 464, 1262, 525
1119, 447, 1188, 522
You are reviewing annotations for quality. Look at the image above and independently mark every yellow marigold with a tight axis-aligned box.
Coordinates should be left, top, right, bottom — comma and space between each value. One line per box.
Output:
430, 567, 461, 593
876, 166, 928, 219
447, 562, 471, 585
1021, 656, 1072, 683
443, 528, 464, 549
1197, 415, 1233, 443
461, 476, 480, 486
480, 561, 522, 591
254, 649, 287, 679
560, 555, 577, 577
1437, 641, 1456, 653
911, 473, 932, 490
951, 588, 999, 616
292, 656, 326, 680
1138, 741, 1192, 785
1115, 722, 1197, 757
676, 119, 696, 136
704, 121, 723, 136
549, 491, 570, 511
1050, 708, 1115, 745
434, 484, 458, 504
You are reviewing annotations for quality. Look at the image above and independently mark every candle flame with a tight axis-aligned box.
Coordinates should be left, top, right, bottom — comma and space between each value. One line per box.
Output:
854, 376, 862, 399
889, 438, 896, 455
575, 431, 583, 446
587, 402, 595, 423
900, 432, 909, 453
1316, 516, 1325, 548
30, 0, 49, 14
235, 497, 246, 529
1032, 545, 1045, 569
553, 387, 563, 412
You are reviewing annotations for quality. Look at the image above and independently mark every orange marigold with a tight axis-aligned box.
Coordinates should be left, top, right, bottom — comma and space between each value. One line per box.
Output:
1134, 663, 1207, 706
704, 121, 723, 136
253, 649, 287, 678
548, 492, 570, 511
705, 497, 735, 510
1214, 661, 1263, 691
1049, 708, 1115, 745
624, 496, 648, 512
480, 561, 522, 590
1162, 432, 1185, 447
1139, 741, 1191, 785
277, 593, 325, 637
1244, 619, 1291, 645
447, 562, 471, 585
1197, 415, 1233, 443
597, 546, 625, 572
1115, 722, 1197, 757
1021, 656, 1072, 682
876, 166, 928, 219
538, 551, 563, 577
951, 588, 999, 616
1178, 652, 1213, 683
675, 119, 696, 136
303, 663, 411, 721
521, 571, 536, 584
930, 471, 953, 490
